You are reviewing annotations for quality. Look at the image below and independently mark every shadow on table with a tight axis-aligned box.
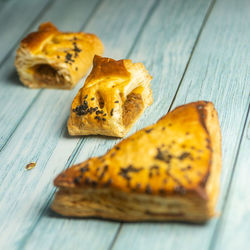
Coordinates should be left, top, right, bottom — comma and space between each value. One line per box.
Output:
62, 122, 121, 143
44, 206, 206, 226
6, 69, 21, 87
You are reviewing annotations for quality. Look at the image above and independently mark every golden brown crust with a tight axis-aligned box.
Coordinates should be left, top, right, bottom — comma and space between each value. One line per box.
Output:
52, 101, 222, 222
15, 22, 104, 89
67, 55, 153, 137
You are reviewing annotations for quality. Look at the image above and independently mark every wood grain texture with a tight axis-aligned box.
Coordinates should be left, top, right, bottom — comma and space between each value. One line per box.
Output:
112, 0, 250, 249
0, 0, 51, 64
212, 104, 250, 250
0, 0, 157, 249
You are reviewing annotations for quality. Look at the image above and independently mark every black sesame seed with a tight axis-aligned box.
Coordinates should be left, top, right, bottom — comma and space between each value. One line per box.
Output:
80, 165, 89, 174
155, 148, 172, 164
99, 165, 109, 180
95, 116, 101, 120
84, 95, 88, 99
102, 118, 106, 121
74, 177, 81, 184
73, 43, 82, 54
110, 108, 114, 116
179, 152, 190, 160
115, 146, 120, 150
91, 97, 95, 101
115, 101, 119, 103
65, 53, 74, 63
118, 165, 142, 182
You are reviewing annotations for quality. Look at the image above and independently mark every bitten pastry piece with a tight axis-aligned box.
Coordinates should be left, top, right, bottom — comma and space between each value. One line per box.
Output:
67, 55, 153, 137
52, 101, 222, 222
15, 22, 104, 89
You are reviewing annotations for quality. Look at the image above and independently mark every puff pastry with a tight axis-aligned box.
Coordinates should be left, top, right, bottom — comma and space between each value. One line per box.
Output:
15, 22, 104, 89
52, 101, 222, 222
68, 55, 153, 137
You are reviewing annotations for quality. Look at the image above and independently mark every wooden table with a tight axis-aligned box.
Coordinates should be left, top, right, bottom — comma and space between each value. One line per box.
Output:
0, 0, 249, 249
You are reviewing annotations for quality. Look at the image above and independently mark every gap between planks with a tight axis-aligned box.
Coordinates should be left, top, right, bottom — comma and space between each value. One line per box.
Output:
167, 0, 216, 113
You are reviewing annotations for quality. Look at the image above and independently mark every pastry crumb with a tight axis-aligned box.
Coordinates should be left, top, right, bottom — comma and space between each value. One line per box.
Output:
25, 162, 36, 170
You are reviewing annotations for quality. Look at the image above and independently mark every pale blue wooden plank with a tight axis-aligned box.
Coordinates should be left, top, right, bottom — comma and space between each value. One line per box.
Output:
0, 0, 157, 249
0, 0, 52, 64
212, 105, 250, 250
0, 0, 17, 17
0, 0, 100, 150
112, 0, 250, 249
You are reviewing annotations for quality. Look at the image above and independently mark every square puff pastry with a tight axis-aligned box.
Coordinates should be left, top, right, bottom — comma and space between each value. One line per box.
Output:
52, 101, 222, 222
68, 55, 153, 137
15, 22, 104, 89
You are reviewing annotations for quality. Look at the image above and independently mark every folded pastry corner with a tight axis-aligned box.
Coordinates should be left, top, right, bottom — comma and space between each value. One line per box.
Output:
67, 55, 153, 137
15, 22, 104, 89
52, 101, 222, 222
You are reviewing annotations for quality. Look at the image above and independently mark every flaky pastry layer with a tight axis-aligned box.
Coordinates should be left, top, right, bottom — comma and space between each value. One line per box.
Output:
52, 101, 222, 222
68, 55, 153, 137
15, 22, 104, 89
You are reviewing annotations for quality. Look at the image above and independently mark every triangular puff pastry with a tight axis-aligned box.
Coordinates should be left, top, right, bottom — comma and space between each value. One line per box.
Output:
67, 55, 153, 137
15, 22, 103, 89
52, 101, 222, 222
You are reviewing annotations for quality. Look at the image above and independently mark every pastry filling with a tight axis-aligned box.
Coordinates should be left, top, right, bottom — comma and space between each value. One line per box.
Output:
122, 92, 143, 127
33, 64, 65, 85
